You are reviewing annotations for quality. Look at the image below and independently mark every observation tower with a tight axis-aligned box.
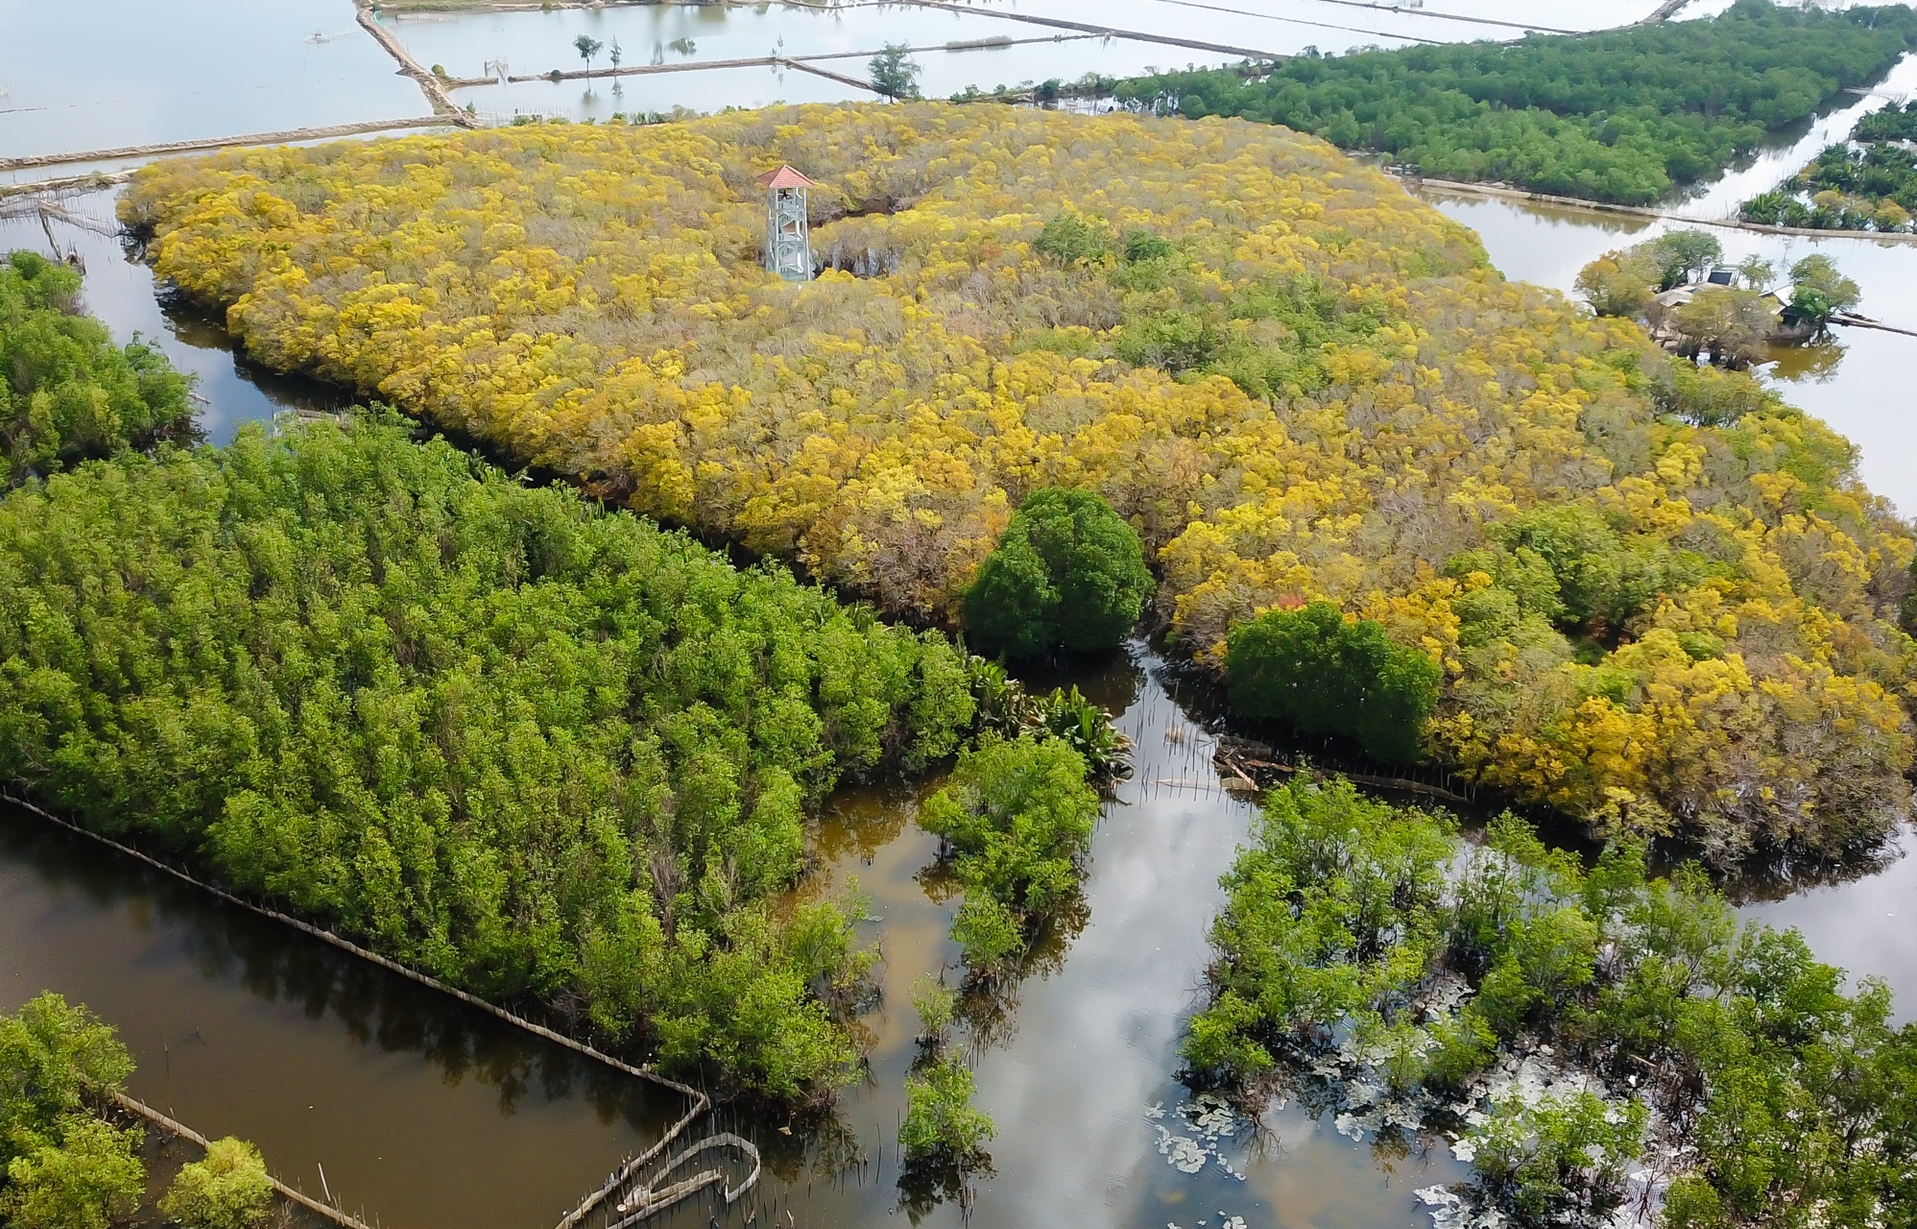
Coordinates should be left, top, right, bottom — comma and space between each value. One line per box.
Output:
758, 164, 817, 283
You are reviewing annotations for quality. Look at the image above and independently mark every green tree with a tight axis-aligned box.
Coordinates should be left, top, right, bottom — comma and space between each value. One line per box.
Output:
0, 995, 144, 1229
1032, 212, 1114, 266
1651, 229, 1723, 288
574, 35, 603, 79
899, 1055, 994, 1161
0, 1117, 144, 1229
1224, 602, 1439, 762
869, 43, 921, 100
1787, 252, 1862, 319
962, 487, 1151, 658
0, 994, 135, 1163
158, 1139, 272, 1229
919, 734, 1099, 921
908, 974, 957, 1047
0, 250, 195, 490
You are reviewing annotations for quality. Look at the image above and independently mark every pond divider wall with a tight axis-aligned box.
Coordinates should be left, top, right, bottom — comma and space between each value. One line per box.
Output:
0, 118, 458, 174
0, 791, 760, 1229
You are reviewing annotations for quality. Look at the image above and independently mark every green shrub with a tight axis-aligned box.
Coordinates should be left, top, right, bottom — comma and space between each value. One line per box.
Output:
898, 1055, 994, 1161
0, 1116, 145, 1229
1184, 778, 1917, 1228
159, 1138, 272, 1229
1223, 601, 1439, 763
962, 487, 1151, 658
920, 734, 1098, 919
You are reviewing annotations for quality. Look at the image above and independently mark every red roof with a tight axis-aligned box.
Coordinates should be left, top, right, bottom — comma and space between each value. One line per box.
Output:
757, 164, 818, 189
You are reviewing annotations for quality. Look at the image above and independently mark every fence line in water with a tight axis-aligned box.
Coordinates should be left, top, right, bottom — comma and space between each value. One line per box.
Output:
2, 790, 760, 1229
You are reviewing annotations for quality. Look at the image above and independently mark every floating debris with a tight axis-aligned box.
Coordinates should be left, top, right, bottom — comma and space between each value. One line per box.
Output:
1147, 1094, 1252, 1180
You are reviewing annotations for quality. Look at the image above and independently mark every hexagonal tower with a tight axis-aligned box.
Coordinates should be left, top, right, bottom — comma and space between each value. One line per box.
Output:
759, 164, 817, 283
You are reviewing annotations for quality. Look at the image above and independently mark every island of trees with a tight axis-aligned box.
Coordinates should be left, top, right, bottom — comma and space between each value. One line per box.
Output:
0, 403, 1070, 1102
1106, 0, 1917, 205
1743, 99, 1917, 232
117, 103, 1917, 866
1185, 779, 1917, 1229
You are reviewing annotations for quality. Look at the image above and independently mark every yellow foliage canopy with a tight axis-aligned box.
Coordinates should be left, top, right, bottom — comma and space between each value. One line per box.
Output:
121, 104, 1916, 860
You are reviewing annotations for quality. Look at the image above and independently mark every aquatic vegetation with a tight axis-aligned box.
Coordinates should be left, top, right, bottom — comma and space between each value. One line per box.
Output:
1743, 104, 1917, 232
1184, 778, 1917, 1228
899, 1055, 993, 1161
919, 733, 1100, 976
121, 101, 1917, 862
0, 251, 195, 491
1111, 0, 1917, 205
962, 487, 1151, 660
0, 418, 992, 1100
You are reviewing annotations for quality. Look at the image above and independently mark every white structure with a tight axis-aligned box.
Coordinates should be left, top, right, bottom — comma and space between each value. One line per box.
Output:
759, 164, 816, 283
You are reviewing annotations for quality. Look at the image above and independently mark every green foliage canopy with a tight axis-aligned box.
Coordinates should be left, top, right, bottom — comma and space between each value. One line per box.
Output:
1224, 601, 1440, 763
0, 251, 194, 491
0, 419, 987, 1100
1113, 1, 1917, 204
962, 487, 1151, 659
158, 1139, 272, 1229
919, 733, 1099, 973
1184, 778, 1917, 1228
0, 995, 144, 1229
898, 1055, 994, 1161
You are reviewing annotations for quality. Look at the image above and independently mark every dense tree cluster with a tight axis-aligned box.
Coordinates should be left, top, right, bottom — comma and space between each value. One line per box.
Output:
0, 994, 144, 1229
0, 252, 194, 491
1224, 601, 1440, 763
120, 103, 1917, 862
1184, 779, 1917, 1229
918, 733, 1099, 976
0, 418, 995, 1100
1743, 129, 1917, 232
1110, 0, 1917, 204
962, 487, 1151, 659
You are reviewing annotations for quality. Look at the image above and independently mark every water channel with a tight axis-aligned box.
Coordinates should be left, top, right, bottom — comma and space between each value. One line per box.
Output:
4, 1, 1917, 1226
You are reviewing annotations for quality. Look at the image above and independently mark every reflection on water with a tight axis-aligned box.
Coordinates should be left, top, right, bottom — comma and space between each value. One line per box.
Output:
0, 808, 686, 1229
0, 195, 343, 444
6, 22, 1917, 1211
1422, 188, 1917, 516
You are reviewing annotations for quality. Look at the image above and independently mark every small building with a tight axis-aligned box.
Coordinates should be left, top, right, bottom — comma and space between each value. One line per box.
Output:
759, 164, 817, 283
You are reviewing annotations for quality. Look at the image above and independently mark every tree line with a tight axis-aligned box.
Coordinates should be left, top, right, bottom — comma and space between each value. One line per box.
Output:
1110, 0, 1917, 205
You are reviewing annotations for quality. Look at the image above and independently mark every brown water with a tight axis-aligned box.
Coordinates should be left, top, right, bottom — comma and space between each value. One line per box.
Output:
0, 809, 688, 1229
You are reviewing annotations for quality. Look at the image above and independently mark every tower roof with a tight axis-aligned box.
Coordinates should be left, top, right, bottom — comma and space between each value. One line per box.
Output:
757, 164, 818, 190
